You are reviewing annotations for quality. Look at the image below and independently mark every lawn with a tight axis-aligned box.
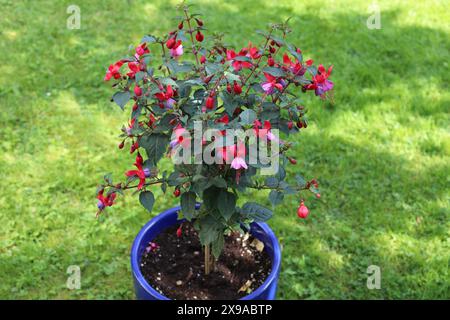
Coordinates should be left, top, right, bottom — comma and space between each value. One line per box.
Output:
0, 0, 448, 299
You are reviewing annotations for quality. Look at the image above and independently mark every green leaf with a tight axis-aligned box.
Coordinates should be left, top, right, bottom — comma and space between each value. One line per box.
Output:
181, 191, 196, 220
212, 233, 224, 258
262, 67, 286, 78
212, 176, 227, 188
295, 174, 307, 188
241, 202, 273, 222
112, 91, 131, 110
139, 191, 155, 212
239, 109, 257, 125
141, 35, 157, 43
265, 176, 279, 188
140, 134, 169, 165
218, 190, 237, 221
269, 190, 284, 207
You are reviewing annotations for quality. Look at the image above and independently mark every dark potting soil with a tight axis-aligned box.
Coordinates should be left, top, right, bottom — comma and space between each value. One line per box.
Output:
139, 222, 272, 300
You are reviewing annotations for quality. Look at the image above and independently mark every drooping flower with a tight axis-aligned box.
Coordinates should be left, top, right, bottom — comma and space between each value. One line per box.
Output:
253, 120, 279, 142
305, 64, 334, 97
169, 124, 190, 151
223, 142, 247, 170
226, 49, 253, 71
261, 72, 284, 94
97, 189, 117, 211
135, 43, 150, 58
170, 40, 183, 58
127, 61, 141, 78
104, 60, 124, 81
283, 53, 305, 76
155, 85, 176, 109
125, 153, 150, 190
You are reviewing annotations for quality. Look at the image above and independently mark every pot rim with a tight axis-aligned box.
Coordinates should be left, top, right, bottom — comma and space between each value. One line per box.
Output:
131, 205, 281, 300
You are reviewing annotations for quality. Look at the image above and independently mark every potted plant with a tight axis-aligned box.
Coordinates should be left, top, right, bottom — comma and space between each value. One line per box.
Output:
96, 3, 333, 300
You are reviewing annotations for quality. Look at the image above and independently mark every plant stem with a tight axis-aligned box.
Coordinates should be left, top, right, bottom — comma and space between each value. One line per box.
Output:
204, 244, 211, 275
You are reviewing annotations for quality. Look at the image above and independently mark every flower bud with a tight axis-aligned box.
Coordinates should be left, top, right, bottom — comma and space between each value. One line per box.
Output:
176, 226, 182, 238
173, 188, 181, 197
195, 31, 204, 42
233, 81, 242, 95
166, 37, 176, 49
297, 201, 309, 219
206, 96, 214, 110
178, 21, 184, 30
134, 85, 142, 97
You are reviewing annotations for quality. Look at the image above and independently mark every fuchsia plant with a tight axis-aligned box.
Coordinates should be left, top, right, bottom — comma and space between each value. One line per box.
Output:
97, 4, 333, 274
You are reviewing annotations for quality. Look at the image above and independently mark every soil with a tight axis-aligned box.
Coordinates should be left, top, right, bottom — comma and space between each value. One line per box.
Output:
139, 222, 272, 300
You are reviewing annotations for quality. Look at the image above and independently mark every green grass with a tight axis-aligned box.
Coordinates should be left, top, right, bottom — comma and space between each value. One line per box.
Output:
0, 0, 449, 299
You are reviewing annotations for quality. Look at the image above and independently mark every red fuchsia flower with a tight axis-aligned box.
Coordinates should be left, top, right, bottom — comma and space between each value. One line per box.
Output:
216, 113, 229, 125
261, 72, 284, 94
243, 42, 262, 60
305, 59, 313, 67
145, 242, 159, 253
305, 64, 334, 97
253, 120, 279, 142
127, 61, 141, 78
297, 201, 309, 219
125, 153, 150, 190
104, 60, 124, 81
134, 85, 143, 97
226, 49, 253, 71
283, 53, 305, 76
135, 43, 150, 58
169, 124, 190, 151
97, 189, 117, 210
155, 85, 176, 109
170, 40, 183, 58
166, 37, 176, 49
176, 226, 182, 238
195, 31, 204, 42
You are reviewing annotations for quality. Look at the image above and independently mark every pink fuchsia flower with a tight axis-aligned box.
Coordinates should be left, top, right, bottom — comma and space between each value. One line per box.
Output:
125, 153, 149, 190
104, 60, 125, 81
135, 43, 150, 58
170, 40, 183, 58
283, 53, 305, 76
223, 142, 247, 170
253, 120, 279, 142
97, 190, 117, 211
305, 64, 334, 97
155, 85, 176, 109
169, 124, 191, 150
261, 72, 284, 94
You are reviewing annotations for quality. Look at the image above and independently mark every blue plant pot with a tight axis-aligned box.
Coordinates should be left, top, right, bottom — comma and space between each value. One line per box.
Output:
131, 205, 282, 300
